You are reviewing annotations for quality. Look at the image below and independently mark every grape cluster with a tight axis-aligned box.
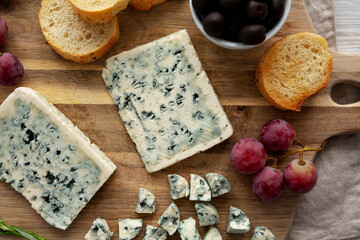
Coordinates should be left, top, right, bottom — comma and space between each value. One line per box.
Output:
0, 16, 24, 87
230, 119, 319, 202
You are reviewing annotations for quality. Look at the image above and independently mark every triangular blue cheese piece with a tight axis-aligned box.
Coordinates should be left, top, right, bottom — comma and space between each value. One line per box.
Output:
85, 217, 113, 240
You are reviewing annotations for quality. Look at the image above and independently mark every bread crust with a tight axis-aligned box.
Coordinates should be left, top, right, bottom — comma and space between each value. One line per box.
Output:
129, 0, 167, 11
255, 32, 333, 111
129, 0, 154, 11
39, 0, 120, 64
69, 0, 129, 24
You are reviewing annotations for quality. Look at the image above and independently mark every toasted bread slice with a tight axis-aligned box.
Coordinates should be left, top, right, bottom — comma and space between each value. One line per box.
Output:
39, 0, 120, 63
69, 0, 129, 24
255, 32, 333, 111
129, 0, 167, 11
152, 0, 167, 7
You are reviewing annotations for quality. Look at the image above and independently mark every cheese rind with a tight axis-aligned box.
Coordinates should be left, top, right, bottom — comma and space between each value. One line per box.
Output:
135, 188, 156, 214
102, 29, 233, 173
85, 217, 113, 240
227, 206, 250, 234
190, 174, 211, 201
205, 173, 231, 197
118, 219, 142, 240
195, 202, 219, 226
168, 174, 189, 200
251, 226, 276, 240
158, 202, 180, 235
178, 217, 201, 240
143, 224, 168, 240
0, 87, 116, 230
203, 226, 222, 240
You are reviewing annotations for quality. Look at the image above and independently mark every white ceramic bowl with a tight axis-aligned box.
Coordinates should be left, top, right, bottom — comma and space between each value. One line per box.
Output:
189, 0, 292, 50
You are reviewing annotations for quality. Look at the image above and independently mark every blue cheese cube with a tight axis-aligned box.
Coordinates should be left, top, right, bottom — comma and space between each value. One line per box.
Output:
205, 173, 231, 197
168, 174, 189, 200
0, 87, 116, 230
118, 219, 142, 240
143, 224, 168, 240
102, 30, 233, 173
85, 217, 113, 240
227, 206, 250, 234
203, 226, 222, 240
190, 174, 211, 201
158, 202, 180, 235
135, 188, 156, 214
251, 226, 276, 240
195, 202, 219, 226
178, 217, 201, 240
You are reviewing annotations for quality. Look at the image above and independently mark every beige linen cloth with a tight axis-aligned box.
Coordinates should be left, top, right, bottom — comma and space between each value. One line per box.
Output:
286, 1, 360, 240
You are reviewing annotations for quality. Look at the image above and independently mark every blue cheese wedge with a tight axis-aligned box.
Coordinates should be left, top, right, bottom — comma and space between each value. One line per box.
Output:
251, 226, 276, 240
102, 29, 233, 173
190, 174, 211, 201
158, 202, 180, 235
135, 188, 156, 214
0, 87, 116, 230
168, 174, 189, 200
227, 206, 250, 234
118, 219, 142, 240
85, 217, 113, 240
143, 224, 168, 240
178, 217, 201, 240
203, 226, 222, 240
195, 202, 219, 226
205, 173, 231, 197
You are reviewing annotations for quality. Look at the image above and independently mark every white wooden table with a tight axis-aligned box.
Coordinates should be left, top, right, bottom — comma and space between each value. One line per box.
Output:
333, 0, 360, 53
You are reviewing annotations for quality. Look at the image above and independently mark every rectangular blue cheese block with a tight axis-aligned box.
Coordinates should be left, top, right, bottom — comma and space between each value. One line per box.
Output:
102, 29, 233, 173
0, 87, 117, 230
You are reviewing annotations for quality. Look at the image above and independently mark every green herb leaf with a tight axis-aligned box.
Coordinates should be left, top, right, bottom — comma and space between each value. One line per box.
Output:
0, 218, 47, 240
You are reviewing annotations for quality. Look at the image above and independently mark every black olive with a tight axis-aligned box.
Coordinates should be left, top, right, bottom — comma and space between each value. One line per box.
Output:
268, 0, 285, 19
246, 1, 268, 21
238, 24, 266, 45
203, 12, 226, 37
192, 0, 218, 16
222, 29, 241, 42
219, 0, 242, 13
263, 16, 278, 31
226, 13, 250, 35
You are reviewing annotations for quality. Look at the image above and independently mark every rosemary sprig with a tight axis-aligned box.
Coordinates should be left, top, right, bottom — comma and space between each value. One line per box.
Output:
0, 218, 47, 240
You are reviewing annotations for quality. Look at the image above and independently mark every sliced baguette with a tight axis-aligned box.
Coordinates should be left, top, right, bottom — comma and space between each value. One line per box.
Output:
129, 0, 167, 11
39, 0, 120, 63
69, 0, 129, 24
255, 32, 333, 111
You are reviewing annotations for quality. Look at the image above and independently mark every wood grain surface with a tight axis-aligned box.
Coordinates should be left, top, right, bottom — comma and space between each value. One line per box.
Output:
0, 0, 359, 239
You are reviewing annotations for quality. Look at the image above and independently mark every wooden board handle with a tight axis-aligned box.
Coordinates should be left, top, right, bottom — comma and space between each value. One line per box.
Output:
305, 51, 360, 107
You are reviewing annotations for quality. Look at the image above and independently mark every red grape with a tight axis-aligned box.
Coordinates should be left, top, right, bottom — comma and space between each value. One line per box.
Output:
230, 138, 266, 174
0, 53, 24, 86
284, 159, 317, 194
0, 16, 8, 46
252, 166, 283, 201
260, 119, 295, 152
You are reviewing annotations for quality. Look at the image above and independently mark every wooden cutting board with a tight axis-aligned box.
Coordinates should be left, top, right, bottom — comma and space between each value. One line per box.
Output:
0, 0, 359, 239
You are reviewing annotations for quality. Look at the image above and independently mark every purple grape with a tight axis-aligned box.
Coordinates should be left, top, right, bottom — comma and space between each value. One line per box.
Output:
0, 16, 8, 46
0, 53, 24, 86
252, 166, 283, 201
284, 159, 318, 194
260, 119, 295, 152
230, 138, 266, 175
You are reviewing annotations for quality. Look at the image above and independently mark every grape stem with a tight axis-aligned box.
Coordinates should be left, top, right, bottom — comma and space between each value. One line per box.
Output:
278, 141, 326, 159
294, 139, 305, 148
267, 156, 278, 168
